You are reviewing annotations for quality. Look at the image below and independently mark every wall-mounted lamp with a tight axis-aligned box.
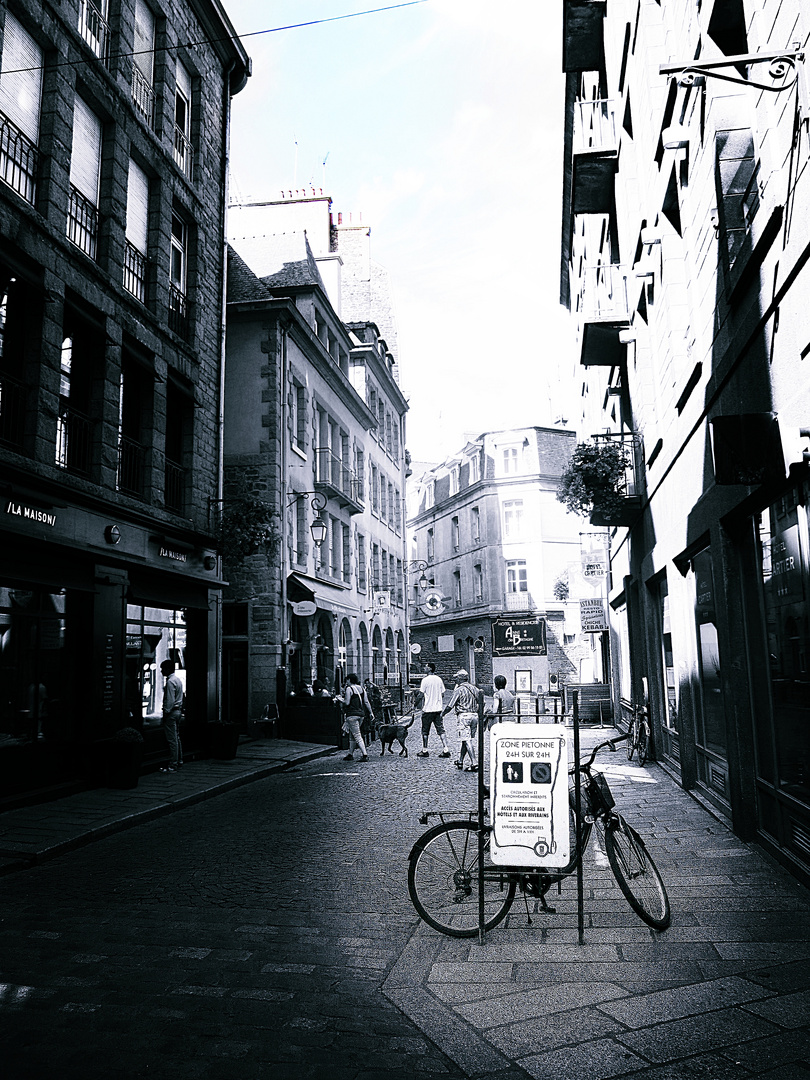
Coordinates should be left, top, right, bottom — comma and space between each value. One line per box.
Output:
618, 328, 637, 345
288, 490, 329, 545
104, 524, 121, 545
203, 555, 217, 570
661, 125, 689, 151
406, 559, 430, 591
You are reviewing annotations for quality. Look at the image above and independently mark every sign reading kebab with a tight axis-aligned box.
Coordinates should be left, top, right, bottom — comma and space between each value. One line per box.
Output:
492, 617, 547, 656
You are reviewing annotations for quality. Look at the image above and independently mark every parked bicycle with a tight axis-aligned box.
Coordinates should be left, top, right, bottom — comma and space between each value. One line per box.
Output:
407, 734, 671, 938
626, 703, 650, 765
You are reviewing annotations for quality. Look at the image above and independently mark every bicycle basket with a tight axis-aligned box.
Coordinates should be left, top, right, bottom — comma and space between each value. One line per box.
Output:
587, 772, 615, 814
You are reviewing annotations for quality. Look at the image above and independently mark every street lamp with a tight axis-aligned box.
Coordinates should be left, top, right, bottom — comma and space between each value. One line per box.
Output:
407, 559, 430, 591
288, 490, 329, 546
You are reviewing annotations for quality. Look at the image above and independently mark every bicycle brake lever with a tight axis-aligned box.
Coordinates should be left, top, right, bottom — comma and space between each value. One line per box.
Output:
418, 812, 428, 825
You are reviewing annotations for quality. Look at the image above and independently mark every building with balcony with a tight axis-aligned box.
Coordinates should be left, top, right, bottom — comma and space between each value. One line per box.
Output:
223, 205, 409, 729
407, 427, 599, 706
0, 0, 249, 804
560, 0, 810, 884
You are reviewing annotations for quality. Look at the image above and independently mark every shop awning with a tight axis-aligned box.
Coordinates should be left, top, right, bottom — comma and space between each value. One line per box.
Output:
287, 573, 316, 604
310, 585, 357, 616
128, 576, 212, 610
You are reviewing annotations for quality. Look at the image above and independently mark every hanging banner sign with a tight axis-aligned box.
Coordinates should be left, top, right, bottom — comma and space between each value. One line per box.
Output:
291, 600, 317, 617
490, 723, 570, 867
582, 557, 607, 578
492, 617, 547, 656
580, 597, 608, 632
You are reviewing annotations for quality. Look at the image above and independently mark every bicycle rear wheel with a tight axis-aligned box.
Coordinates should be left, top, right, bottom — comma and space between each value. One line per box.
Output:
637, 725, 649, 766
605, 818, 671, 930
626, 721, 637, 760
408, 821, 516, 938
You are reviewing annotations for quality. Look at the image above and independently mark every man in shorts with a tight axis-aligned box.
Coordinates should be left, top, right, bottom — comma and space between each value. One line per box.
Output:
416, 663, 451, 758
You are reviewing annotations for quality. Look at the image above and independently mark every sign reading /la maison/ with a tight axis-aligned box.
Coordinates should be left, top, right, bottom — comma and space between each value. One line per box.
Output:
491, 617, 547, 656
490, 723, 569, 867
6, 501, 57, 527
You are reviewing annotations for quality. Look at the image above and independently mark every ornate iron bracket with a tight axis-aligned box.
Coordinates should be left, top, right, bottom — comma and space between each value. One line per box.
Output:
286, 490, 327, 512
660, 48, 804, 93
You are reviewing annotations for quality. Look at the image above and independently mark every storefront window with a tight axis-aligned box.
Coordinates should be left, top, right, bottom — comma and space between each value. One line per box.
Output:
0, 586, 71, 745
126, 604, 186, 729
661, 586, 678, 731
690, 548, 729, 802
757, 492, 810, 803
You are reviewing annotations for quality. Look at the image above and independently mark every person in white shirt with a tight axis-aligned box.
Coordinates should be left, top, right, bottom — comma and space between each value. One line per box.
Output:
416, 663, 451, 758
159, 659, 184, 772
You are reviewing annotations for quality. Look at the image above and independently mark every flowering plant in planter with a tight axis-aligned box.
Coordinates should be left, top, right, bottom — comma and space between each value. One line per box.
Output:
216, 491, 280, 560
556, 440, 633, 520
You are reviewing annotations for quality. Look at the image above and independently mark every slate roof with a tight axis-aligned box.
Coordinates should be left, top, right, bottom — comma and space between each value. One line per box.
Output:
228, 230, 326, 293
226, 245, 274, 303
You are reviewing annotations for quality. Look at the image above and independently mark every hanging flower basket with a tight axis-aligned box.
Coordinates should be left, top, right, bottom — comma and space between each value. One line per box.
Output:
557, 440, 636, 524
216, 493, 280, 560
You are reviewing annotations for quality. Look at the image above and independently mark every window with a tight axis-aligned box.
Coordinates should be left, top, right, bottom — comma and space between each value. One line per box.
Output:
124, 159, 149, 301
716, 128, 760, 277
56, 311, 101, 477
453, 570, 461, 607
387, 482, 394, 527
372, 544, 381, 589
67, 98, 102, 259
425, 479, 435, 509
357, 532, 367, 590
173, 60, 193, 177
79, 0, 110, 64
164, 382, 191, 513
354, 447, 364, 501
471, 506, 481, 543
450, 465, 459, 494
503, 499, 524, 539
502, 446, 520, 474
132, 0, 155, 126
427, 527, 434, 562
169, 213, 189, 338
118, 355, 152, 498
380, 476, 387, 521
506, 560, 528, 593
474, 563, 483, 602
396, 560, 403, 606
393, 487, 401, 532
371, 463, 379, 514
342, 523, 351, 583
469, 453, 479, 484
0, 14, 42, 203
330, 518, 339, 577
452, 515, 460, 550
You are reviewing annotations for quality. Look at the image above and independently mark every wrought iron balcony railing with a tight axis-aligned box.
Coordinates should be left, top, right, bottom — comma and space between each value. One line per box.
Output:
0, 371, 25, 448
173, 126, 194, 179
578, 263, 630, 323
168, 284, 189, 340
117, 435, 146, 497
67, 185, 98, 259
314, 447, 364, 511
504, 590, 534, 612
573, 98, 618, 155
123, 241, 147, 303
79, 0, 110, 64
0, 112, 37, 204
131, 66, 154, 127
164, 457, 186, 513
55, 405, 93, 476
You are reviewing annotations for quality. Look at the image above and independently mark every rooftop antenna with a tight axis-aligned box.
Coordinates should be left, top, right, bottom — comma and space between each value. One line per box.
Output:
293, 136, 298, 189
322, 151, 330, 191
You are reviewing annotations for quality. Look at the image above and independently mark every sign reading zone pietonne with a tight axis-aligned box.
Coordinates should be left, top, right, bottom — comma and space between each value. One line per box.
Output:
490, 723, 570, 867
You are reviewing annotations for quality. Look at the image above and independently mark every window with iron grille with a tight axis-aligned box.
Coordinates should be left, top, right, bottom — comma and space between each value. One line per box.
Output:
0, 14, 41, 204
173, 59, 193, 178
118, 355, 152, 499
164, 382, 191, 513
67, 98, 101, 259
0, 274, 29, 450
132, 0, 155, 127
79, 0, 110, 64
169, 213, 189, 339
56, 310, 102, 477
357, 532, 367, 591
124, 159, 149, 301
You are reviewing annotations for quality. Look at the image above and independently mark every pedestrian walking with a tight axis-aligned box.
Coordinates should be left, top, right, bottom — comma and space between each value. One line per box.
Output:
416, 663, 451, 758
338, 673, 370, 762
441, 669, 480, 771
484, 675, 515, 728
159, 659, 183, 773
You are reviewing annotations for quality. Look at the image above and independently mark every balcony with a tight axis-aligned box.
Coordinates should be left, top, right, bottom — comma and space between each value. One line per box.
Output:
577, 263, 631, 367
117, 435, 146, 498
0, 112, 37, 204
0, 371, 25, 448
55, 405, 93, 477
572, 98, 618, 214
173, 126, 194, 179
168, 284, 189, 340
588, 432, 643, 527
314, 447, 364, 513
123, 241, 147, 303
131, 66, 154, 127
164, 458, 186, 514
67, 186, 98, 260
504, 591, 534, 613
563, 0, 606, 73
79, 0, 110, 65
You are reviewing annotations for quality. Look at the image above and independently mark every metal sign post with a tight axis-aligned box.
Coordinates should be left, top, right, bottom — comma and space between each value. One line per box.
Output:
572, 689, 585, 945
477, 689, 485, 944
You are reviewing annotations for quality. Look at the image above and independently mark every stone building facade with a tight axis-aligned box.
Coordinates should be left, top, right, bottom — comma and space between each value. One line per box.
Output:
561, 0, 810, 883
407, 427, 595, 710
0, 0, 249, 802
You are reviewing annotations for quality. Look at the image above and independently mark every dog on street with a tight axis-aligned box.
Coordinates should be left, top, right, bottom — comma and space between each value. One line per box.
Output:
377, 713, 417, 757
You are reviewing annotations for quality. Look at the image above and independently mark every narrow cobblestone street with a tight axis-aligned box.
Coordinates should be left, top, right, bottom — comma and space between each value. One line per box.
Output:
1, 731, 809, 1079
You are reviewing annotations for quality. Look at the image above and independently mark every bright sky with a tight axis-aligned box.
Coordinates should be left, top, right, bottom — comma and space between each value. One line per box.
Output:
225, 0, 578, 464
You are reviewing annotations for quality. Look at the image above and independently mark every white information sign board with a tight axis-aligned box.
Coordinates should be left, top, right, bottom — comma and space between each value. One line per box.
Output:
489, 723, 569, 867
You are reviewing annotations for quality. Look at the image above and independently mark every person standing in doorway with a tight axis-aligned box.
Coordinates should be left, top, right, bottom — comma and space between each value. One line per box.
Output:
159, 659, 184, 773
416, 663, 451, 758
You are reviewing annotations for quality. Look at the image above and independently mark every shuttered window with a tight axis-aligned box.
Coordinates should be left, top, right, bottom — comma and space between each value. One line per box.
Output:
126, 159, 148, 253
70, 98, 101, 205
175, 61, 191, 135
133, 0, 155, 85
0, 13, 43, 144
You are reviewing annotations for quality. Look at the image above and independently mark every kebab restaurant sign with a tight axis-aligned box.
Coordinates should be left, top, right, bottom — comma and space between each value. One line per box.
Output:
490, 723, 570, 867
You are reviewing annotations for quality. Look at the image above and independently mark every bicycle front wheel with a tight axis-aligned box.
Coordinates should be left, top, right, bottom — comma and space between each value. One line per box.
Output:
637, 725, 649, 766
605, 818, 671, 930
408, 821, 516, 938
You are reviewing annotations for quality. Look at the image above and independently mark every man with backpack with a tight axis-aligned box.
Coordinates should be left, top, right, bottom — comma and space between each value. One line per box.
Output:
441, 669, 480, 771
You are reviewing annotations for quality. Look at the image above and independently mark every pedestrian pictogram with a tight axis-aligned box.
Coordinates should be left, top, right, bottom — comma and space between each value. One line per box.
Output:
503, 762, 523, 783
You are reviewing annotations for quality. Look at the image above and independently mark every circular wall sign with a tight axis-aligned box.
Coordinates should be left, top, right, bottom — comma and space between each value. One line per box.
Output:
409, 643, 422, 654
421, 590, 445, 616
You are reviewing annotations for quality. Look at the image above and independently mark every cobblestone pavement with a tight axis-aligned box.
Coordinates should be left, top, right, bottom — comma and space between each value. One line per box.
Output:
1, 727, 809, 1079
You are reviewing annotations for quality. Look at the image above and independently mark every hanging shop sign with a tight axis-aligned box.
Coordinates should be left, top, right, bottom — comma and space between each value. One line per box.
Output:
769, 524, 804, 604
490, 723, 570, 867
580, 597, 609, 632
492, 617, 546, 656
291, 600, 317, 617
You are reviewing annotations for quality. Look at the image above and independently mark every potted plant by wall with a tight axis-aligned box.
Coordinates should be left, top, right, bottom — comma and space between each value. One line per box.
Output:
105, 726, 145, 789
216, 483, 280, 563
556, 440, 640, 526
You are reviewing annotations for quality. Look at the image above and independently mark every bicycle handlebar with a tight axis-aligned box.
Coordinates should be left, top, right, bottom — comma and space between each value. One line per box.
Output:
570, 732, 630, 773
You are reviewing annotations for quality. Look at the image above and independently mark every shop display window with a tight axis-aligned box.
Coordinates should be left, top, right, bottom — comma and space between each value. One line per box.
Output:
126, 604, 186, 729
